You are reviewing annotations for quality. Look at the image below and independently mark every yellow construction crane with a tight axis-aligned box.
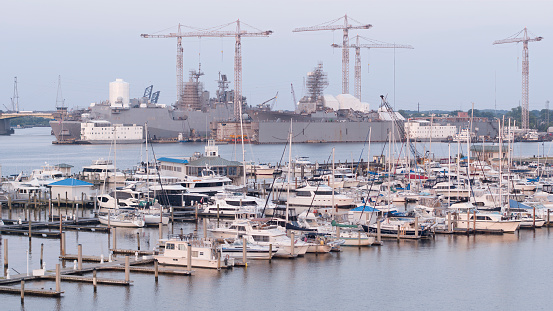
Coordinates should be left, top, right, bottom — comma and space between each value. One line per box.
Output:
332, 35, 413, 101
493, 27, 543, 131
141, 20, 272, 119
293, 15, 372, 95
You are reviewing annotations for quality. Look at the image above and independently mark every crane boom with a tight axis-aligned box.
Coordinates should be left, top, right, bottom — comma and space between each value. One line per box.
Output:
333, 35, 414, 100
142, 21, 272, 119
493, 27, 543, 130
293, 15, 372, 95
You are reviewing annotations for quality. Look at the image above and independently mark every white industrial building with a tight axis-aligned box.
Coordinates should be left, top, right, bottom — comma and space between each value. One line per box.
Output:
323, 94, 370, 113
405, 120, 457, 140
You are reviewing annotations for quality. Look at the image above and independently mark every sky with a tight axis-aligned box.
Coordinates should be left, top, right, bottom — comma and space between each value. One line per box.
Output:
1, 0, 553, 113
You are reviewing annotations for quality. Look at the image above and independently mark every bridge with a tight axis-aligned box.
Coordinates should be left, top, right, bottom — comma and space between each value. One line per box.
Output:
0, 111, 55, 135
0, 111, 55, 120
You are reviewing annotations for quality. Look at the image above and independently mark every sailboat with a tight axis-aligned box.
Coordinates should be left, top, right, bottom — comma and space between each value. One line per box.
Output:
97, 125, 145, 228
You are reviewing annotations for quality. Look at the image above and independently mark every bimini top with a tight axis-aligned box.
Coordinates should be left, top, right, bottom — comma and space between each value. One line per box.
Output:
49, 178, 93, 187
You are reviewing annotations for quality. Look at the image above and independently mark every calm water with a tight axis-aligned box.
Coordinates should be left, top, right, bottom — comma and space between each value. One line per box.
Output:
2, 127, 553, 310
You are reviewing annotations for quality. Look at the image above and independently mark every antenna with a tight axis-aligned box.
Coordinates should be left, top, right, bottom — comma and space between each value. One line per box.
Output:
11, 77, 20, 112
56, 75, 65, 108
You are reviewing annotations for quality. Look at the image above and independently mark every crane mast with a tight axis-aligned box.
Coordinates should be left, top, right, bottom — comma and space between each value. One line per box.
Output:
332, 35, 413, 100
293, 15, 372, 95
141, 20, 272, 119
493, 27, 543, 131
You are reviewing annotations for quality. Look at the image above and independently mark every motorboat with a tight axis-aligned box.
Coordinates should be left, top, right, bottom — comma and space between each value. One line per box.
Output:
287, 184, 356, 214
244, 221, 309, 258
221, 239, 277, 259
98, 212, 145, 228
180, 169, 232, 196
203, 192, 266, 218
362, 217, 434, 237
155, 238, 234, 269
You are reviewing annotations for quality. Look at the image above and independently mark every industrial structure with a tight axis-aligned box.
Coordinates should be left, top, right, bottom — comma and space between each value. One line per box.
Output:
331, 35, 413, 100
293, 15, 372, 95
493, 27, 543, 131
141, 20, 272, 119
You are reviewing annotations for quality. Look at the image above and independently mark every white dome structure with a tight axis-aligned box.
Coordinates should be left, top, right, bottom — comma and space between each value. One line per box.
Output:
109, 78, 130, 108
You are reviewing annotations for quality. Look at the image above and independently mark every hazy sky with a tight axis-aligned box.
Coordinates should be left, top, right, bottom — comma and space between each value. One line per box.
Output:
2, 0, 552, 113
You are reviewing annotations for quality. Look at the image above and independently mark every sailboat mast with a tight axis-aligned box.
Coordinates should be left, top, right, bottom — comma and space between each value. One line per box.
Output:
286, 121, 292, 223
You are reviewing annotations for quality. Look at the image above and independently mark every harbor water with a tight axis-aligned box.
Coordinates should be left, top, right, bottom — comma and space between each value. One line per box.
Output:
1, 127, 553, 310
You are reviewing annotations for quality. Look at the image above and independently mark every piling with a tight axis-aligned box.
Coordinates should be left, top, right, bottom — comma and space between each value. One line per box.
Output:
269, 244, 272, 262
548, 209, 551, 226
397, 225, 401, 241
357, 231, 361, 249
78, 244, 83, 270
447, 213, 452, 232
187, 244, 192, 272
124, 256, 130, 282
154, 260, 159, 282
377, 220, 382, 243
8, 196, 12, 210
93, 269, 97, 292
291, 232, 295, 257
61, 232, 66, 256
57, 193, 60, 207
217, 204, 220, 227
20, 280, 24, 303
137, 232, 140, 251
3, 239, 8, 272
203, 218, 207, 239
473, 210, 476, 232
242, 237, 247, 265
56, 264, 61, 292
40, 243, 44, 267
336, 226, 340, 238
112, 228, 117, 250
59, 214, 63, 234
466, 210, 470, 234
28, 212, 32, 240
108, 210, 111, 229
217, 250, 221, 270
415, 217, 419, 238
533, 205, 536, 229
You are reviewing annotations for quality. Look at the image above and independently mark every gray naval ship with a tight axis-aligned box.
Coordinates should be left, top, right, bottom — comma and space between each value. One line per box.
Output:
50, 75, 235, 142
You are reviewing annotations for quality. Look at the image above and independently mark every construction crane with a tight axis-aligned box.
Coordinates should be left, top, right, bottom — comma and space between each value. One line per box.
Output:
141, 20, 272, 119
293, 15, 372, 95
290, 83, 298, 108
332, 35, 413, 101
379, 95, 422, 161
493, 27, 543, 131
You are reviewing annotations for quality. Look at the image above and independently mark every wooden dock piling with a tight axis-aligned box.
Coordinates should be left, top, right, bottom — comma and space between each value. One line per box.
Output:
242, 237, 247, 265
124, 256, 130, 282
20, 280, 24, 303
56, 264, 61, 292
3, 239, 7, 272
78, 244, 83, 270
377, 220, 381, 243
187, 244, 192, 272
415, 217, 419, 239
269, 244, 272, 262
137, 232, 140, 251
93, 269, 97, 292
154, 261, 158, 282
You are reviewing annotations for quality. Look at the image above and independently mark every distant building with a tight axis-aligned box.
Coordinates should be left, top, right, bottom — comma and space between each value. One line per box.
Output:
405, 120, 457, 140
470, 144, 508, 163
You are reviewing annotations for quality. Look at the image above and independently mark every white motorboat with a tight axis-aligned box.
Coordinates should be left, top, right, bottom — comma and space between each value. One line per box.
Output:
180, 169, 232, 196
81, 159, 126, 183
98, 212, 145, 228
221, 239, 277, 259
449, 202, 520, 233
245, 222, 309, 258
155, 239, 234, 269
203, 193, 266, 217
287, 184, 356, 214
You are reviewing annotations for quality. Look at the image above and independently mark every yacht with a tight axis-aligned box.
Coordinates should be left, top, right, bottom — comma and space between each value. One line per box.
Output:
81, 159, 126, 183
221, 239, 278, 259
287, 184, 356, 214
244, 222, 309, 258
180, 170, 232, 196
203, 193, 267, 218
98, 212, 145, 228
155, 238, 234, 269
